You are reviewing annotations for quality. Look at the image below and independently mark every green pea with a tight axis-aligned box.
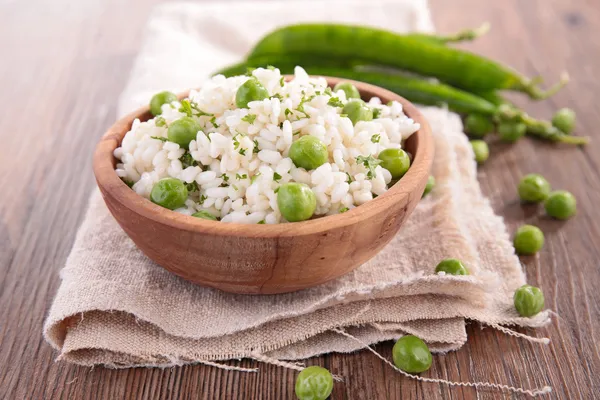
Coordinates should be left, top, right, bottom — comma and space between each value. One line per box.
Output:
514, 284, 545, 317
498, 121, 527, 142
518, 174, 551, 203
333, 81, 361, 100
289, 136, 329, 170
150, 178, 188, 210
295, 366, 334, 400
342, 99, 373, 125
465, 114, 494, 138
235, 78, 269, 108
192, 210, 218, 221
150, 91, 177, 116
544, 190, 577, 220
378, 148, 411, 179
277, 183, 316, 222
470, 140, 489, 164
422, 175, 435, 198
435, 258, 469, 275
513, 225, 544, 255
167, 117, 201, 149
392, 335, 432, 374
551, 108, 576, 134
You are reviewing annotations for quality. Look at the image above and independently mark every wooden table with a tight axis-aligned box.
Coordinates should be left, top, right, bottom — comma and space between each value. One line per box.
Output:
1, 0, 598, 398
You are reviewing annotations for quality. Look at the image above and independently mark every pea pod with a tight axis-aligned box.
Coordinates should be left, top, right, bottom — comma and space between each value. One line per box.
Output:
248, 24, 567, 99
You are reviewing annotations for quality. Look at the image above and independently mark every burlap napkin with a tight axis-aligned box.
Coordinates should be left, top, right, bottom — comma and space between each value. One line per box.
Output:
44, 0, 550, 369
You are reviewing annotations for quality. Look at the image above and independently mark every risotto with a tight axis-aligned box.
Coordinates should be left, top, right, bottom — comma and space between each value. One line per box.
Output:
114, 66, 420, 224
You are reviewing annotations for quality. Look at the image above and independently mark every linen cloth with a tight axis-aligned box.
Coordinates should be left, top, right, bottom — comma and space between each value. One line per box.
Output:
44, 0, 549, 367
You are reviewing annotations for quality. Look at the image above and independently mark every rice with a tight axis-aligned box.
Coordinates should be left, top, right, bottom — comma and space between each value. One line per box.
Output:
114, 66, 420, 224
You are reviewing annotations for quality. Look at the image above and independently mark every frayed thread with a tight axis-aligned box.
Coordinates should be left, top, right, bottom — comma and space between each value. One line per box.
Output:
332, 328, 552, 397
485, 322, 550, 344
250, 352, 344, 382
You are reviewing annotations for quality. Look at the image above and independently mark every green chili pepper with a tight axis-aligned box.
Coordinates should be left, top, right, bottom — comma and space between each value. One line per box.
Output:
215, 61, 587, 145
248, 24, 567, 99
406, 22, 491, 45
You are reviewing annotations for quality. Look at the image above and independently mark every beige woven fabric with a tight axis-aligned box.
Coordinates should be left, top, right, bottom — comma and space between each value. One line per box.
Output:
43, 0, 550, 368
43, 107, 549, 367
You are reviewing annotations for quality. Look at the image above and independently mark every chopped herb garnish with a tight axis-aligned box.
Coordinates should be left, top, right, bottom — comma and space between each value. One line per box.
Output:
371, 134, 381, 143
372, 108, 382, 119
242, 114, 257, 124
346, 172, 353, 183
279, 122, 284, 129
233, 134, 242, 149
324, 87, 333, 96
356, 155, 382, 179
271, 93, 283, 101
186, 181, 199, 192
273, 172, 282, 182
238, 148, 247, 156
274, 186, 280, 193
253, 139, 260, 154
327, 97, 344, 108
151, 136, 168, 142
297, 94, 316, 113
251, 172, 261, 184
257, 220, 266, 224
279, 76, 285, 87
179, 152, 199, 169
339, 207, 349, 213
232, 184, 238, 191
198, 194, 207, 205
245, 67, 256, 76
155, 116, 166, 127
236, 173, 248, 180
284, 108, 292, 117
179, 99, 213, 117
179, 99, 193, 117
221, 174, 229, 183
210, 116, 219, 128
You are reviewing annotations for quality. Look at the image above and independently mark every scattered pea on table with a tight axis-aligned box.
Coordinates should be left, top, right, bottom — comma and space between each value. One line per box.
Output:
235, 78, 270, 108
378, 148, 411, 179
422, 175, 436, 198
150, 91, 178, 116
392, 335, 432, 374
333, 81, 361, 100
295, 366, 334, 400
545, 190, 577, 220
514, 284, 545, 317
465, 113, 494, 138
277, 183, 317, 222
342, 99, 373, 125
552, 107, 576, 134
150, 178, 188, 210
470, 140, 489, 164
513, 224, 545, 255
518, 174, 551, 203
435, 258, 469, 275
289, 136, 329, 170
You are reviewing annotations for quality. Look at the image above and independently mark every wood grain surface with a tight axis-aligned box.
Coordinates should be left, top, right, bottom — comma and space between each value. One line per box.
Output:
1, 0, 599, 398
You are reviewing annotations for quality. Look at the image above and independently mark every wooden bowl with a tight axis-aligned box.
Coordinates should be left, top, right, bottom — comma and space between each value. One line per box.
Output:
93, 77, 434, 294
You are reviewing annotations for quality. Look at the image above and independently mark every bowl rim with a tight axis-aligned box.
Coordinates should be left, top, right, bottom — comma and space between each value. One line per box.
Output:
93, 76, 434, 238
